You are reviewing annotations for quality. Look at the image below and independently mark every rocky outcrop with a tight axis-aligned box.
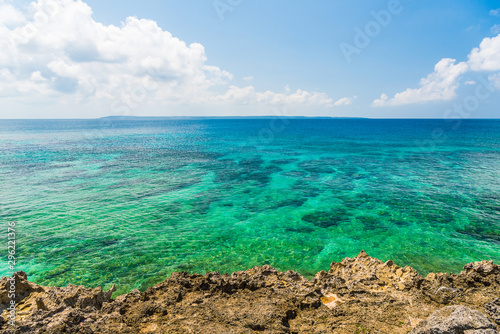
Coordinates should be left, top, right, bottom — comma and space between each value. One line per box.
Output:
0, 251, 498, 333
486, 299, 500, 326
410, 306, 497, 334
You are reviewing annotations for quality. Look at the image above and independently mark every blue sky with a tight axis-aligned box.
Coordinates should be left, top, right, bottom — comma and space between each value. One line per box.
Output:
0, 0, 499, 118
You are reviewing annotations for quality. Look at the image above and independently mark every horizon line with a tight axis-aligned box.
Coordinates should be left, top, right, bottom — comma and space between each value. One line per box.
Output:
1, 116, 500, 120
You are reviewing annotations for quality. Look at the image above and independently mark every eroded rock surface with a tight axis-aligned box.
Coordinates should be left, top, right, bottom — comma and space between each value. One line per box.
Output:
410, 305, 497, 334
0, 251, 498, 333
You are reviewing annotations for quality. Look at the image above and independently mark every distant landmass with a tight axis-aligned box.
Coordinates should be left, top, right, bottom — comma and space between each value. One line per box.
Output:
100, 116, 367, 120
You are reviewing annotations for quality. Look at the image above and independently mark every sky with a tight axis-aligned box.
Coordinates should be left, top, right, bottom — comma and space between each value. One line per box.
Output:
0, 0, 499, 118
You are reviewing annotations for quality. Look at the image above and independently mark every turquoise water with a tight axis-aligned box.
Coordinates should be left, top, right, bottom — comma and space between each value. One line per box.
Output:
1, 118, 499, 295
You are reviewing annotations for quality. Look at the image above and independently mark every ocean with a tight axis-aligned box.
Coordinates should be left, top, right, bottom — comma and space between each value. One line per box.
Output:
1, 118, 499, 295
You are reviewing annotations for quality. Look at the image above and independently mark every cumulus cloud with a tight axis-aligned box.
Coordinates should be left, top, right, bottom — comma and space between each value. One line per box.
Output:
0, 1, 25, 28
373, 33, 500, 107
372, 59, 468, 106
0, 0, 233, 105
468, 34, 500, 71
210, 85, 338, 107
333, 96, 355, 106
0, 0, 347, 115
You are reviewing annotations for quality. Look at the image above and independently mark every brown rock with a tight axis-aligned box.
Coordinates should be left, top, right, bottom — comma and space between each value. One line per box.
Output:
0, 252, 498, 334
410, 305, 498, 334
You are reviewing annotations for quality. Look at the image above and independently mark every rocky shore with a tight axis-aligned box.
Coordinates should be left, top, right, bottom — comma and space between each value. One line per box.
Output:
0, 251, 499, 333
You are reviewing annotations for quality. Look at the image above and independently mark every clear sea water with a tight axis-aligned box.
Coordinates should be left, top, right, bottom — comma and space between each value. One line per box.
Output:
1, 118, 499, 295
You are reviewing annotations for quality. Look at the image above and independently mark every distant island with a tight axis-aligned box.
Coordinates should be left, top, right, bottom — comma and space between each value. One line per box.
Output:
100, 115, 368, 120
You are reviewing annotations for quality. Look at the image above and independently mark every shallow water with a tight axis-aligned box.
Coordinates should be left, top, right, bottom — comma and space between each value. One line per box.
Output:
1, 118, 499, 295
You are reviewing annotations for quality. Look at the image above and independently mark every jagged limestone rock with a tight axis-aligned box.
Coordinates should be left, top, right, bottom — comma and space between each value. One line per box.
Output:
410, 305, 497, 334
0, 251, 498, 334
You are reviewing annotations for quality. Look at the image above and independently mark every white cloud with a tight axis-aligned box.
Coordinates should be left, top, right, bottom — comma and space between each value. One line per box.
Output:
490, 8, 500, 17
30, 70, 48, 82
373, 33, 500, 107
210, 85, 337, 107
372, 59, 468, 106
468, 34, 500, 71
0, 1, 26, 28
464, 80, 476, 85
0, 0, 231, 103
242, 76, 253, 81
0, 0, 342, 116
491, 24, 500, 35
333, 96, 355, 106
